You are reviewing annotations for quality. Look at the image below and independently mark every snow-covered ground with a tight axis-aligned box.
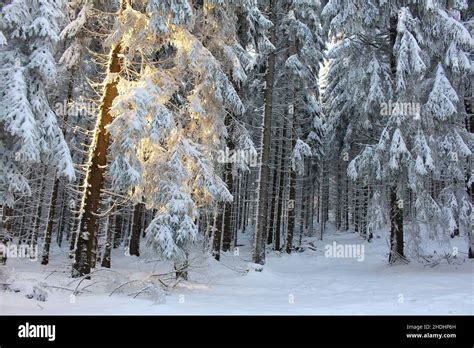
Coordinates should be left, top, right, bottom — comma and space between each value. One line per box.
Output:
1, 230, 473, 315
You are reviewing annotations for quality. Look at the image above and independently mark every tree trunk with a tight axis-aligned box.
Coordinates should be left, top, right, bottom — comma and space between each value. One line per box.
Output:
30, 166, 48, 250
389, 186, 405, 263
72, 37, 123, 277
387, 14, 405, 263
344, 174, 349, 230
267, 121, 282, 246
253, 0, 276, 265
212, 204, 223, 261
465, 68, 473, 257
113, 212, 123, 248
354, 182, 360, 233
335, 162, 342, 230
101, 213, 114, 268
42, 67, 76, 265
286, 104, 296, 254
0, 206, 13, 264
41, 175, 58, 265
222, 157, 234, 252
129, 203, 142, 257
274, 120, 286, 251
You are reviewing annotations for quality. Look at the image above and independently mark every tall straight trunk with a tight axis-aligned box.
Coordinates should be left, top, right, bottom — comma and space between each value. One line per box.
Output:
69, 213, 78, 259
361, 185, 368, 237
354, 183, 360, 233
465, 76, 473, 257
389, 186, 405, 263
298, 174, 305, 246
323, 175, 329, 224
366, 186, 373, 241
42, 68, 76, 265
55, 185, 67, 247
285, 104, 297, 254
222, 152, 234, 251
16, 198, 27, 243
41, 173, 57, 265
315, 183, 320, 223
304, 167, 314, 233
72, 33, 123, 277
274, 121, 286, 251
309, 176, 315, 234
214, 115, 235, 256
253, 0, 276, 265
335, 162, 342, 230
0, 206, 13, 264
234, 175, 241, 247
240, 172, 248, 234
319, 162, 328, 240
30, 166, 48, 249
101, 213, 114, 268
68, 122, 91, 258
387, 14, 404, 263
267, 121, 282, 245
344, 174, 349, 230
212, 204, 223, 261
113, 212, 123, 248
129, 203, 142, 257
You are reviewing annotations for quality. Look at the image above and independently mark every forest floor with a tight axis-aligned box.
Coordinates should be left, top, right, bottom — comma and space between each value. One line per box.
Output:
1, 229, 473, 315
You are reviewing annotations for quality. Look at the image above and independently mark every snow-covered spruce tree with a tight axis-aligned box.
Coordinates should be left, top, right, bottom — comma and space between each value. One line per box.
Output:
0, 0, 75, 207
277, 0, 324, 253
191, 1, 264, 259
56, 0, 118, 263
72, 0, 127, 277
104, 1, 243, 279
227, 0, 274, 252
252, 0, 277, 265
322, 0, 392, 239
250, 0, 324, 260
42, 0, 101, 265
326, 1, 473, 262
420, 4, 473, 258
462, 1, 474, 258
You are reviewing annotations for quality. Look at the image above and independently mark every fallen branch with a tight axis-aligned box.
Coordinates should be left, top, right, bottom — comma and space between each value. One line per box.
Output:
109, 280, 145, 297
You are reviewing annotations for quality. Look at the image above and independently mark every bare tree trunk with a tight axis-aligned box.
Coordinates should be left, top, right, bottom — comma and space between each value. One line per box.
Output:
113, 212, 123, 248
389, 186, 405, 263
335, 162, 342, 230
267, 120, 282, 246
253, 0, 276, 265
222, 162, 234, 252
319, 162, 328, 240
274, 116, 287, 251
41, 172, 58, 265
344, 174, 349, 231
129, 203, 143, 257
212, 204, 223, 261
387, 15, 405, 264
72, 34, 123, 277
465, 71, 473, 257
101, 213, 114, 268
286, 104, 296, 254
354, 183, 360, 234
42, 67, 76, 265
0, 206, 13, 264
30, 166, 48, 250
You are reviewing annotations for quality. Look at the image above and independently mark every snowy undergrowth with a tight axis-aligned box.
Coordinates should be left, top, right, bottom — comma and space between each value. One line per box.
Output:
0, 229, 472, 315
